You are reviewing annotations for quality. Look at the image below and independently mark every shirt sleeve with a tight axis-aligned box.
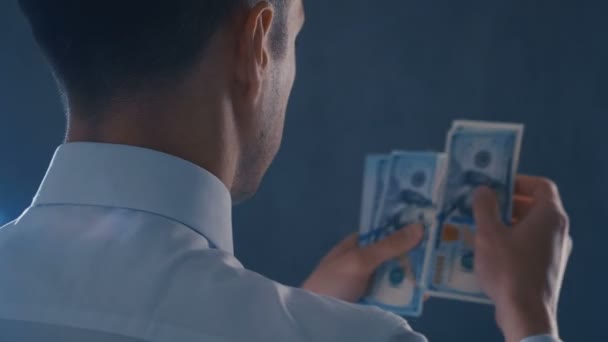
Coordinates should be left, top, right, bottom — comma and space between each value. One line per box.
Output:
386, 324, 428, 342
521, 335, 562, 342
375, 310, 427, 342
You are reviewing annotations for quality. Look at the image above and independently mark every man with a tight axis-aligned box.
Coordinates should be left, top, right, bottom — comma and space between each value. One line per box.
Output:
0, 1, 571, 341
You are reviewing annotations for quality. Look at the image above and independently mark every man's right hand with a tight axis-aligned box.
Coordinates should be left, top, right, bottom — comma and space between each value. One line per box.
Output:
472, 175, 572, 342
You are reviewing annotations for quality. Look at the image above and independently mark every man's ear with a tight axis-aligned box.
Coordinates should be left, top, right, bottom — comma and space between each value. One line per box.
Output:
235, 1, 275, 100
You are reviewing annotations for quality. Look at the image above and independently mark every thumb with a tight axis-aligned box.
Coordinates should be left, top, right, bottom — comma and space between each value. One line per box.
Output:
359, 224, 424, 271
473, 187, 504, 236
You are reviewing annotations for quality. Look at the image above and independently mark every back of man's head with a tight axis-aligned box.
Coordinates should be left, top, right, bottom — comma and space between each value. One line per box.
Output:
20, 0, 299, 201
18, 0, 285, 115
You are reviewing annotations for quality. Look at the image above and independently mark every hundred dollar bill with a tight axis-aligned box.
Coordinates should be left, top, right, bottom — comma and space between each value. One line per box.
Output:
361, 151, 446, 316
427, 120, 524, 304
358, 154, 390, 247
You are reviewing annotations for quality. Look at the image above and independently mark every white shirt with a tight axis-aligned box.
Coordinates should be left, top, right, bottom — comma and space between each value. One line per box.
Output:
0, 143, 559, 342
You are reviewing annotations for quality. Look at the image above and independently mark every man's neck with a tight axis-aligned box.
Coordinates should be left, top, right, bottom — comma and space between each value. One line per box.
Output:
65, 98, 239, 193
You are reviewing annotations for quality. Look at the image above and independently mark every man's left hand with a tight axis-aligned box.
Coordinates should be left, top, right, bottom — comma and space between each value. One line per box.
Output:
302, 224, 424, 303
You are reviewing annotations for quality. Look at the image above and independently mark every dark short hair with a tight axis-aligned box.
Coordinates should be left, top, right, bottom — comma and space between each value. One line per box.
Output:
19, 0, 286, 114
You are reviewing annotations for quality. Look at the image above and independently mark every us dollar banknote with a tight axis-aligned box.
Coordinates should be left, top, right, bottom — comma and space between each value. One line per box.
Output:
359, 152, 446, 316
427, 120, 524, 303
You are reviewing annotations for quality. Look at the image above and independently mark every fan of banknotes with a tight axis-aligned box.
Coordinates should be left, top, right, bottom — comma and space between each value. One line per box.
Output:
358, 120, 524, 317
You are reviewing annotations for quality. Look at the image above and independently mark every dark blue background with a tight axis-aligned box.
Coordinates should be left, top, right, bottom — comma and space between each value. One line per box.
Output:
1, 0, 605, 340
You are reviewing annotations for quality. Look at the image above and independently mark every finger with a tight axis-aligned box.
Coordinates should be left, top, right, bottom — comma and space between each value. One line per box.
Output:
473, 187, 505, 236
513, 196, 534, 220
514, 175, 569, 235
324, 233, 359, 260
359, 224, 424, 271
516, 175, 562, 205
563, 235, 573, 260
555, 235, 573, 308
513, 194, 533, 202
516, 204, 569, 241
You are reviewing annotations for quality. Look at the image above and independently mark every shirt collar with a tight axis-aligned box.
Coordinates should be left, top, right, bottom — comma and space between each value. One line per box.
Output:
31, 142, 234, 254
